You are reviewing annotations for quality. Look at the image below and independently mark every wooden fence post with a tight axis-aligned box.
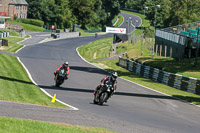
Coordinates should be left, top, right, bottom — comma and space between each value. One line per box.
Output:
170, 46, 172, 58
160, 45, 162, 57
153, 44, 154, 56
165, 45, 167, 58
156, 44, 158, 56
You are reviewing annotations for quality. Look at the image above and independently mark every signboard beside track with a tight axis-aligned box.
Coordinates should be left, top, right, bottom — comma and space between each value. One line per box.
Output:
106, 27, 126, 34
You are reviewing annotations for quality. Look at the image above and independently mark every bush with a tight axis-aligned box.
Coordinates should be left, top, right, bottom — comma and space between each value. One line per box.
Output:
14, 15, 18, 20
144, 26, 154, 37
21, 19, 44, 27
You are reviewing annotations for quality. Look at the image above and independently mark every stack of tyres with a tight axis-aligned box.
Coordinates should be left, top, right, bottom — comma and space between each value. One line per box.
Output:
2, 39, 8, 46
3, 32, 6, 37
6, 32, 9, 37
0, 32, 3, 38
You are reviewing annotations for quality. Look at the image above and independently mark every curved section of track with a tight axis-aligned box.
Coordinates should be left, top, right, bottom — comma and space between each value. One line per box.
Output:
2, 13, 200, 133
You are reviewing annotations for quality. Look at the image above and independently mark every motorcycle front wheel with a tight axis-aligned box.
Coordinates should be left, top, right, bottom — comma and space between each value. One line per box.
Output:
98, 92, 109, 105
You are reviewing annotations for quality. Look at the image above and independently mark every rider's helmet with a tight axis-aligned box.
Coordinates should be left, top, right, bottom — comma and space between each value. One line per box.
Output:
63, 61, 69, 69
111, 72, 118, 81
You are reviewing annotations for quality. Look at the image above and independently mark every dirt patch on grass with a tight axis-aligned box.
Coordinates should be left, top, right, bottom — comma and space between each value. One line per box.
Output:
93, 53, 97, 59
98, 63, 110, 69
0, 46, 4, 50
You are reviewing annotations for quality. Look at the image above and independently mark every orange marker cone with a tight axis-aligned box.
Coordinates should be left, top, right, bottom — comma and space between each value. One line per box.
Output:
51, 94, 56, 103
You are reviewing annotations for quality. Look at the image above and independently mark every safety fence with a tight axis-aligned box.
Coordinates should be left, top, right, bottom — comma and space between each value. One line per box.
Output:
118, 57, 200, 95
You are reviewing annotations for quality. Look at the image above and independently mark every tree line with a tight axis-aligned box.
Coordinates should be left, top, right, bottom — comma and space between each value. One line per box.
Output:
122, 0, 200, 28
26, 0, 200, 30
26, 0, 120, 30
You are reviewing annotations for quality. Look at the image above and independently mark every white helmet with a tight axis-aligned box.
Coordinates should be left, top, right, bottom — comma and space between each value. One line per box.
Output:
111, 72, 118, 81
63, 61, 69, 68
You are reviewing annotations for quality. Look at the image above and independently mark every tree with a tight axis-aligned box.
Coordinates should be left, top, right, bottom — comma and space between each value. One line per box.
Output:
168, 0, 200, 26
27, 0, 121, 30
55, 0, 73, 29
70, 0, 95, 29
119, 0, 128, 9
125, 0, 145, 12
101, 0, 120, 26
26, 0, 43, 19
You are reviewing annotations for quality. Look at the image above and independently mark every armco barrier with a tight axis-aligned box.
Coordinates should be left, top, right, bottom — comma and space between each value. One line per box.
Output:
118, 56, 200, 95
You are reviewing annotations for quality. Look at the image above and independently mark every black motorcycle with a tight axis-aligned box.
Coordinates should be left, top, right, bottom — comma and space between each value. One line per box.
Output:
54, 68, 66, 87
93, 81, 114, 105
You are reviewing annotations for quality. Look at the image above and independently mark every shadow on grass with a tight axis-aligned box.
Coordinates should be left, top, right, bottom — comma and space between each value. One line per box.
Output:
133, 56, 200, 74
0, 75, 34, 85
173, 95, 200, 105
39, 85, 176, 100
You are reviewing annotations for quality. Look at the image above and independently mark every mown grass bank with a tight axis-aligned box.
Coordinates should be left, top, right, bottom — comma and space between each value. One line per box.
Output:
0, 54, 68, 108
78, 37, 113, 59
7, 20, 44, 32
78, 37, 200, 105
1, 37, 24, 53
0, 117, 114, 133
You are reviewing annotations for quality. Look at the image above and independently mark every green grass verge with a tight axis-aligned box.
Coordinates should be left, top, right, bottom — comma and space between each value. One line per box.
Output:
80, 29, 95, 36
1, 37, 24, 53
0, 53, 68, 108
7, 20, 44, 32
112, 15, 124, 27
78, 37, 113, 59
80, 29, 105, 37
78, 38, 200, 105
0, 117, 114, 133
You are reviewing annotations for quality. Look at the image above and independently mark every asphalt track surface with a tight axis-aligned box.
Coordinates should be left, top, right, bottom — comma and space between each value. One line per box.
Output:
1, 13, 200, 133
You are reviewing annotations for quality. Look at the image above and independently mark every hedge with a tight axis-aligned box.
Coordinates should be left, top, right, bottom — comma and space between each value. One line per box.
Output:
21, 19, 44, 27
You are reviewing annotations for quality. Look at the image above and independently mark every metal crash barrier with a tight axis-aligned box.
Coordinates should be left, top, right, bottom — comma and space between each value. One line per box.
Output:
118, 56, 200, 95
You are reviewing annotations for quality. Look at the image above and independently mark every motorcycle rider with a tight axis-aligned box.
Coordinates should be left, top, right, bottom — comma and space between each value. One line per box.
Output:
94, 72, 118, 95
54, 61, 70, 80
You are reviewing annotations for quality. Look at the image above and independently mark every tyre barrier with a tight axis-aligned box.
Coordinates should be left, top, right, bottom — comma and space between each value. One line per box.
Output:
0, 39, 8, 46
118, 56, 200, 95
0, 31, 9, 38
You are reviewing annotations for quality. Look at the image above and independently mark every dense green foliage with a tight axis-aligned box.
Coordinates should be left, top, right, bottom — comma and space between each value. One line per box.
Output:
122, 0, 200, 28
26, 0, 199, 30
26, 0, 120, 30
